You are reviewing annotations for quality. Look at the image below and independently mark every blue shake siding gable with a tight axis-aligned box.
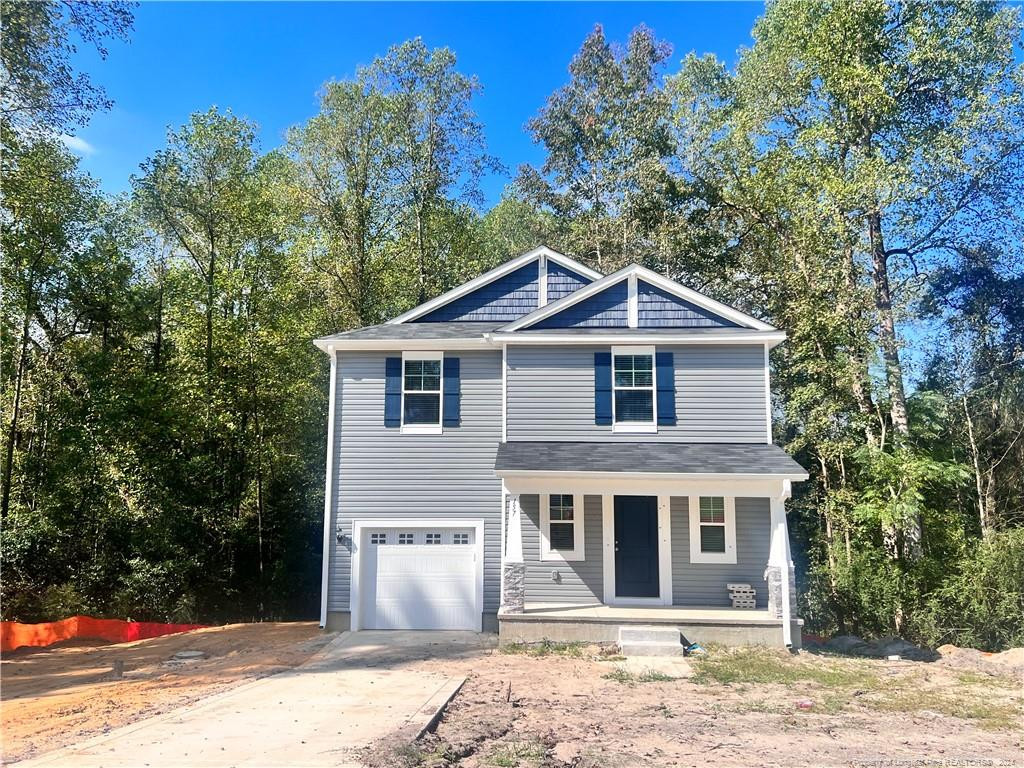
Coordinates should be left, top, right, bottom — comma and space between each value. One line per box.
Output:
414, 262, 539, 322
637, 280, 740, 328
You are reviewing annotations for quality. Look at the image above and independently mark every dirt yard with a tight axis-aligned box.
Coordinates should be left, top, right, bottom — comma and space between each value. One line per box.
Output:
364, 642, 1024, 768
1, 621, 330, 764
3, 627, 1021, 768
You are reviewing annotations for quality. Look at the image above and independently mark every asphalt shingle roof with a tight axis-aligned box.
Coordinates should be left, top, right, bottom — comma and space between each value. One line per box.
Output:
316, 321, 504, 342
494, 441, 808, 477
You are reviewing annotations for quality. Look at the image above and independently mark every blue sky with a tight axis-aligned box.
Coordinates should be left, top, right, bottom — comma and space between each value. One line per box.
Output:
68, 1, 764, 205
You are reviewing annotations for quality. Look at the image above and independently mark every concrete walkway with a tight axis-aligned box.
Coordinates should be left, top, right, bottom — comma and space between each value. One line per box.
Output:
19, 630, 491, 768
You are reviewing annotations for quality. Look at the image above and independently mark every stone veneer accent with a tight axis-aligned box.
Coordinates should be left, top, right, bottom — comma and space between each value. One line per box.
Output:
764, 564, 798, 619
500, 562, 527, 613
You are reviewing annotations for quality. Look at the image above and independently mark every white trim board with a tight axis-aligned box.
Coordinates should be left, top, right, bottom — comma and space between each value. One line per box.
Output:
500, 263, 776, 333
318, 347, 338, 628
314, 331, 788, 353
349, 517, 485, 632
386, 246, 601, 325
485, 331, 787, 347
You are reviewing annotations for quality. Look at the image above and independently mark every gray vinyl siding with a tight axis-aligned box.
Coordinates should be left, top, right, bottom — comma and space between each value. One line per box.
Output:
520, 494, 603, 604
506, 345, 767, 442
326, 349, 503, 613
670, 496, 770, 608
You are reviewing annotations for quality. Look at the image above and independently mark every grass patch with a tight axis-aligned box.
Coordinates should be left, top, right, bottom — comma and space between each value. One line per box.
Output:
866, 689, 1022, 731
602, 665, 677, 686
692, 646, 880, 689
486, 739, 547, 767
500, 640, 586, 658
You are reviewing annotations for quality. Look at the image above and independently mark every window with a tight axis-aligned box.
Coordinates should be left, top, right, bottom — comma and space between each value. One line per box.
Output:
612, 346, 655, 432
370, 533, 387, 545
540, 493, 585, 561
688, 496, 737, 564
402, 352, 442, 433
453, 533, 470, 545
425, 532, 442, 545
398, 532, 415, 545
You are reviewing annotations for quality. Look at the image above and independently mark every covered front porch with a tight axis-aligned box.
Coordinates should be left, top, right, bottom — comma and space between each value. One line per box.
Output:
499, 603, 799, 648
494, 442, 808, 648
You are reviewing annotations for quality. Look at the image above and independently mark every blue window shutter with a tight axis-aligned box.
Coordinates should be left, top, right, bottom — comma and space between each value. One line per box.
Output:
443, 357, 461, 426
656, 351, 676, 426
384, 357, 401, 427
595, 351, 612, 425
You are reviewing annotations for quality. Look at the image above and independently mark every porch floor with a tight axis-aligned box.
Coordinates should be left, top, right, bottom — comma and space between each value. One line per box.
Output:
499, 603, 798, 648
516, 603, 781, 625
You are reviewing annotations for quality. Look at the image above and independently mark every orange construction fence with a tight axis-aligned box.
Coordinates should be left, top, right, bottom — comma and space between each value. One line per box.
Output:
1, 615, 207, 652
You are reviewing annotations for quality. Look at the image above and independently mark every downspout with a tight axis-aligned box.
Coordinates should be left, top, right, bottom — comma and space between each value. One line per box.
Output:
319, 346, 338, 629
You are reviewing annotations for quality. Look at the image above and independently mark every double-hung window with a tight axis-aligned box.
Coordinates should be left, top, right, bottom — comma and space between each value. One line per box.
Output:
688, 495, 737, 564
402, 352, 442, 433
612, 346, 656, 432
540, 493, 585, 561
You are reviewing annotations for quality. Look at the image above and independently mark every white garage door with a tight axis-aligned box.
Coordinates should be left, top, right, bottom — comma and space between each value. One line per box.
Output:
360, 527, 478, 630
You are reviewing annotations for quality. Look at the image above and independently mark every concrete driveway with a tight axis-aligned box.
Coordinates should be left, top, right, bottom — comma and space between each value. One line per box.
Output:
19, 630, 492, 768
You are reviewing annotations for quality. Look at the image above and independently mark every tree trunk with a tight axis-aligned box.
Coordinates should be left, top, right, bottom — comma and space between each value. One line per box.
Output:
867, 211, 909, 436
1, 305, 31, 520
962, 394, 994, 538
867, 209, 921, 562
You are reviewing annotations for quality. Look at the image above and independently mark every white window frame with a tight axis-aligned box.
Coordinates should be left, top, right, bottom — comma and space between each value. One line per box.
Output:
688, 495, 737, 564
611, 345, 657, 433
539, 492, 585, 561
401, 351, 443, 435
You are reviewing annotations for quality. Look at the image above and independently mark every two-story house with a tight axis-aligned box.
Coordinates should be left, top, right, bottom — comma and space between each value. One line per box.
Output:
314, 247, 807, 647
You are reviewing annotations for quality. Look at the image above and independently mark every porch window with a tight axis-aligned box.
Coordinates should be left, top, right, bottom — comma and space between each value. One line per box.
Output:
612, 346, 656, 432
402, 352, 442, 433
688, 495, 737, 564
540, 493, 585, 561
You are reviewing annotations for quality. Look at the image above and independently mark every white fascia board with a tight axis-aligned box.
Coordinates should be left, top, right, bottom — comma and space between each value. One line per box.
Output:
385, 246, 601, 325
539, 246, 602, 281
633, 266, 776, 332
494, 469, 810, 482
501, 263, 777, 333
485, 331, 787, 347
313, 337, 492, 352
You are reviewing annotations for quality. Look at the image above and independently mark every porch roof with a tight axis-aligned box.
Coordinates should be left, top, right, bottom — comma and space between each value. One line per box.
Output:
494, 441, 808, 479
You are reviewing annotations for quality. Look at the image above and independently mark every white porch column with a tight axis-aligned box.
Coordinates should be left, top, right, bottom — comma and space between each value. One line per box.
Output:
500, 492, 526, 614
765, 480, 797, 647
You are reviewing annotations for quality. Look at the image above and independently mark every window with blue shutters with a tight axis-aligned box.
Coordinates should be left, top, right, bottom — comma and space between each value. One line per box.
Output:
611, 346, 656, 432
401, 352, 442, 433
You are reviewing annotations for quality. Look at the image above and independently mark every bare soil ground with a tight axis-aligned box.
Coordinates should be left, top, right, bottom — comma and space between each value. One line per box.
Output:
0, 621, 329, 764
365, 643, 1024, 768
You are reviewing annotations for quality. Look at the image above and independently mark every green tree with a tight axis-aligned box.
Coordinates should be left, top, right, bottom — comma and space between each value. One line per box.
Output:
0, 0, 133, 131
516, 25, 674, 271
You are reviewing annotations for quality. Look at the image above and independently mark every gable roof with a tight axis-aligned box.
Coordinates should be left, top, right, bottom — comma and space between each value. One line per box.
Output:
386, 246, 602, 325
499, 263, 776, 333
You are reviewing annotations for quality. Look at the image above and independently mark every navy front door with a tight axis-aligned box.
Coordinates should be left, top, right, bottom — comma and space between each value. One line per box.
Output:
614, 496, 659, 598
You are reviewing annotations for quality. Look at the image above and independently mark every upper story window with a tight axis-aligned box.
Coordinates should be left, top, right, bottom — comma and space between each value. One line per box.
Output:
540, 493, 585, 561
402, 352, 442, 434
612, 345, 656, 432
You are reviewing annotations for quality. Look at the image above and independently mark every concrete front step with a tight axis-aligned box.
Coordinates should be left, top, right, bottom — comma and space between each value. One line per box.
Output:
619, 626, 684, 657
620, 641, 686, 657
618, 626, 683, 645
